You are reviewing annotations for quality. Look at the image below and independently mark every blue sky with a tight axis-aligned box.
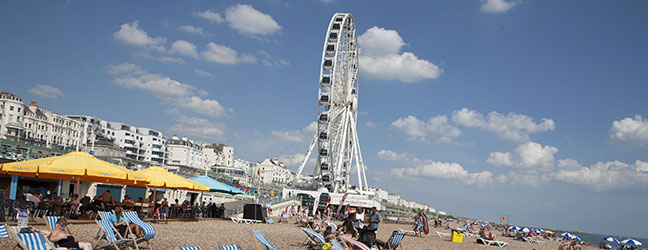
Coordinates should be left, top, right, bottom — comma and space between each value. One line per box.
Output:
2, 0, 648, 238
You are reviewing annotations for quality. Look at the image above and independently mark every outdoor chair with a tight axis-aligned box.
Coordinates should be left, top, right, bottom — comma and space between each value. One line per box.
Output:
477, 238, 508, 247
124, 211, 156, 248
95, 219, 139, 250
340, 235, 371, 250
220, 245, 240, 250
0, 224, 9, 239
435, 231, 451, 239
382, 231, 406, 249
7, 227, 61, 250
397, 228, 417, 237
331, 239, 345, 250
176, 247, 201, 250
299, 227, 326, 248
251, 230, 276, 250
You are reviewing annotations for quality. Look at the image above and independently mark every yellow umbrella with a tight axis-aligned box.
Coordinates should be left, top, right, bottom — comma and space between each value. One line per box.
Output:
0, 152, 149, 185
137, 167, 209, 191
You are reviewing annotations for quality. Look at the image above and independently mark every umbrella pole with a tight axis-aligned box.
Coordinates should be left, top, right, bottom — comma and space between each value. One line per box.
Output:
76, 177, 80, 195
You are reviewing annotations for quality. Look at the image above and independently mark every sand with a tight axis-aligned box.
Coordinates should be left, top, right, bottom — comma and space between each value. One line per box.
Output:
1, 217, 599, 249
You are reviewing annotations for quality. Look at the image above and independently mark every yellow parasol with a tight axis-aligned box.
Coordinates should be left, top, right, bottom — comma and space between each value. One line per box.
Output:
137, 167, 209, 191
0, 152, 149, 185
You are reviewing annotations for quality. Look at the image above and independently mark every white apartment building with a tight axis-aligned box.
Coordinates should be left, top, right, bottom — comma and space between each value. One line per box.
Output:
23, 101, 83, 149
166, 135, 203, 170
67, 115, 167, 164
386, 194, 400, 205
196, 142, 221, 172
0, 92, 26, 140
212, 144, 234, 167
257, 158, 294, 185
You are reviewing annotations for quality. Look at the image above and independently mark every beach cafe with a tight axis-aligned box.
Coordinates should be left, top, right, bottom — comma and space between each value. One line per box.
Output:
0, 152, 210, 217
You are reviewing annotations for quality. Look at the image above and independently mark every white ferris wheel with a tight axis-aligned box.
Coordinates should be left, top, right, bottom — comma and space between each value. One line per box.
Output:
293, 13, 368, 193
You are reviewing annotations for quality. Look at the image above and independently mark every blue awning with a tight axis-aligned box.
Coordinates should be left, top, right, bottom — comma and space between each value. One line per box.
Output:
189, 176, 245, 195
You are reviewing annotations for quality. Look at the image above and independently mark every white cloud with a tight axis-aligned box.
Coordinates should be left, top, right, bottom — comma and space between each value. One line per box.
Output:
480, 0, 518, 13
169, 116, 227, 141
258, 50, 289, 67
278, 153, 317, 170
487, 142, 558, 171
553, 159, 648, 191
385, 150, 498, 186
225, 4, 281, 36
107, 63, 225, 117
27, 84, 64, 99
113, 21, 165, 47
359, 26, 442, 83
271, 122, 317, 143
178, 25, 205, 35
610, 115, 648, 146
201, 42, 256, 64
391, 115, 461, 143
377, 150, 407, 161
193, 68, 215, 78
452, 108, 555, 142
170, 40, 199, 58
365, 121, 376, 128
193, 10, 224, 23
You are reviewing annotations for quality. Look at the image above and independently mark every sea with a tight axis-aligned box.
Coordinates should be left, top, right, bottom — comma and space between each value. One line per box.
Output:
564, 232, 648, 249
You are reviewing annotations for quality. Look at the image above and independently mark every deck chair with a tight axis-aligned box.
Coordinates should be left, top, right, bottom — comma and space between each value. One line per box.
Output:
124, 211, 156, 248
477, 238, 508, 247
252, 230, 276, 250
220, 245, 240, 250
397, 228, 418, 237
383, 231, 406, 249
300, 227, 326, 247
331, 239, 345, 250
341, 235, 371, 250
435, 231, 450, 239
176, 247, 201, 250
95, 219, 139, 250
0, 224, 9, 239
8, 229, 60, 250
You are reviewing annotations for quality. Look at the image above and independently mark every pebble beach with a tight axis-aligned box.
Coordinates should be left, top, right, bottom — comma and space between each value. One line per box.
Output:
1, 217, 600, 249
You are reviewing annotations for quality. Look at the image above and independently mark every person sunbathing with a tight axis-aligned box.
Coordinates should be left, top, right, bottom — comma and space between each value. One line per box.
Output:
49, 217, 92, 250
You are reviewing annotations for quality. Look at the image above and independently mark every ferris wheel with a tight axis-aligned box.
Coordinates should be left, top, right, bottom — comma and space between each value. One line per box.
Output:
293, 13, 368, 193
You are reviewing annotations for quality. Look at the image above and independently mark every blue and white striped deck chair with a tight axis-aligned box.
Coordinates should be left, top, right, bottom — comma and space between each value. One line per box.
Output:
99, 211, 112, 221
299, 227, 326, 247
124, 211, 156, 247
16, 232, 51, 250
384, 231, 406, 249
0, 224, 9, 239
331, 239, 344, 250
176, 247, 201, 250
220, 245, 240, 250
44, 215, 60, 231
252, 230, 276, 250
96, 219, 139, 250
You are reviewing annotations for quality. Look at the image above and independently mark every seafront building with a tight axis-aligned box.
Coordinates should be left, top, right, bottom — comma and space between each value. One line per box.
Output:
166, 135, 203, 177
257, 158, 294, 185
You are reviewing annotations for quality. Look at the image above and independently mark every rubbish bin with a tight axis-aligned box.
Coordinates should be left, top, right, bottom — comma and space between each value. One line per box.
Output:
451, 229, 464, 243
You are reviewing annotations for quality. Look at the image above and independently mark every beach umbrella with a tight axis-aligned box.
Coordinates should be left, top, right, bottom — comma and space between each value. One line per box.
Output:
621, 239, 642, 246
604, 237, 620, 244
138, 167, 209, 191
521, 228, 530, 233
573, 235, 581, 241
189, 175, 245, 195
561, 232, 574, 238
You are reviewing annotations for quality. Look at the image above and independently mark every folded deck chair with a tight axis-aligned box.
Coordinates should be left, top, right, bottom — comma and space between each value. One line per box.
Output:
176, 247, 201, 250
124, 211, 156, 248
341, 235, 371, 250
436, 231, 451, 239
300, 227, 326, 247
220, 245, 240, 250
95, 219, 139, 250
397, 228, 417, 237
383, 231, 406, 249
252, 230, 276, 250
477, 238, 508, 247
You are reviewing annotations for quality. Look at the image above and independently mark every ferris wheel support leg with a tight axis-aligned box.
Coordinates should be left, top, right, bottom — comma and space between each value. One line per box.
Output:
293, 132, 318, 187
351, 135, 363, 191
335, 109, 350, 179
350, 115, 368, 190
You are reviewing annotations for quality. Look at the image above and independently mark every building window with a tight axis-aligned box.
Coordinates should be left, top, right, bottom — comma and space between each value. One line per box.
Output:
9, 106, 14, 111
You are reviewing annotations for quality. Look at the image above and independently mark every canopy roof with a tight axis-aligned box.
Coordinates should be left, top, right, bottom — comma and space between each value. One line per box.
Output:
189, 175, 245, 195
137, 167, 209, 191
0, 152, 149, 185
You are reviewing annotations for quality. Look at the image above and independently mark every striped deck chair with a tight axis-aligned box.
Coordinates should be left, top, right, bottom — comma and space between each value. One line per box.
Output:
12, 232, 55, 250
252, 230, 276, 250
176, 247, 201, 250
300, 227, 326, 247
96, 219, 139, 250
331, 239, 345, 250
124, 211, 156, 248
383, 231, 406, 249
341, 235, 371, 250
44, 216, 60, 231
0, 224, 9, 239
220, 245, 240, 250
